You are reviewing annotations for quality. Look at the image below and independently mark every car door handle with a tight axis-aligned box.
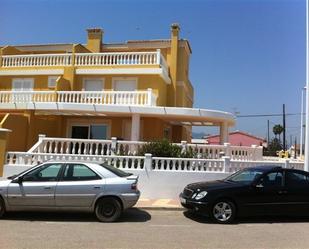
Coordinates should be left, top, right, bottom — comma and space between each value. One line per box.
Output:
93, 186, 101, 189
278, 190, 288, 194
44, 187, 52, 190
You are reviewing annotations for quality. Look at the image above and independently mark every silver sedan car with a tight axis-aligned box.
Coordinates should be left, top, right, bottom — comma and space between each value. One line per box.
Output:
0, 161, 140, 222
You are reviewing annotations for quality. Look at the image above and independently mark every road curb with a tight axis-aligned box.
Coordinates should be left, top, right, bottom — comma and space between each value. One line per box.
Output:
136, 206, 185, 211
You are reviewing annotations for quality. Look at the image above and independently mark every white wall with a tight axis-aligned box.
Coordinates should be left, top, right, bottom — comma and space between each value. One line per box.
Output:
3, 165, 230, 199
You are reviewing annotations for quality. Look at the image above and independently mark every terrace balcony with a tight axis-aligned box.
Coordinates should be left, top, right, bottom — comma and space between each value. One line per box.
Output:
0, 50, 170, 82
0, 89, 158, 107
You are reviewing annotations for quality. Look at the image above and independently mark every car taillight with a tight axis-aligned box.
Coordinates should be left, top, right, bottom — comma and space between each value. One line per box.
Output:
131, 182, 137, 190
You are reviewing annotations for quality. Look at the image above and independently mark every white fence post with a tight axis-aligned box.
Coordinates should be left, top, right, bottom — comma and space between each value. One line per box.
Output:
222, 156, 231, 173
284, 159, 290, 169
37, 134, 46, 153
147, 88, 152, 106
144, 153, 152, 172
111, 137, 117, 155
224, 143, 231, 157
251, 145, 257, 161
181, 140, 187, 154
156, 49, 161, 64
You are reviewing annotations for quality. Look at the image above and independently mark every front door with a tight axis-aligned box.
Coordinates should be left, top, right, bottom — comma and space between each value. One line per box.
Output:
7, 163, 62, 207
55, 163, 103, 207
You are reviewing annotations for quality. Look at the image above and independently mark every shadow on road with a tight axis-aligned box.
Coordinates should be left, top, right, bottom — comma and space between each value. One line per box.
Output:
3, 208, 151, 223
183, 210, 309, 225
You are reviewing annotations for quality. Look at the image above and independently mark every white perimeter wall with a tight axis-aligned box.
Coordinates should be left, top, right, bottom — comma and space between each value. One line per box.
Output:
3, 165, 230, 199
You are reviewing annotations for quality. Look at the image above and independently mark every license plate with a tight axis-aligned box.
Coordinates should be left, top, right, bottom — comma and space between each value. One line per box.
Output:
180, 197, 186, 204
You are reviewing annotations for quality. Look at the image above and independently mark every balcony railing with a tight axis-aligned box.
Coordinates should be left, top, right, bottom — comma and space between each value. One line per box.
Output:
1, 50, 168, 70
2, 54, 72, 67
0, 89, 157, 106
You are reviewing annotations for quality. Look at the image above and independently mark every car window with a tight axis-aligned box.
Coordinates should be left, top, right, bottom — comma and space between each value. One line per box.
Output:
285, 171, 309, 187
22, 164, 62, 182
225, 169, 264, 184
259, 171, 283, 188
100, 163, 132, 177
62, 164, 101, 181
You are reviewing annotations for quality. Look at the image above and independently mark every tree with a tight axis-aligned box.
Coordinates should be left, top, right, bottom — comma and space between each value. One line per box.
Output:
273, 124, 284, 142
266, 138, 283, 156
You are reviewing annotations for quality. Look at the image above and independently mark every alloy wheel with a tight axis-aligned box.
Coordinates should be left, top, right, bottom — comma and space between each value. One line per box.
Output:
213, 202, 233, 222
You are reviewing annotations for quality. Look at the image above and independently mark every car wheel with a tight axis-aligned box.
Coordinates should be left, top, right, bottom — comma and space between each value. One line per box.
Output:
95, 197, 122, 222
211, 200, 236, 224
0, 198, 5, 218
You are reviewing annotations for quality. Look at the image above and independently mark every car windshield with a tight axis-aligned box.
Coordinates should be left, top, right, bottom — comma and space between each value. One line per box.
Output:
225, 168, 264, 184
100, 163, 132, 177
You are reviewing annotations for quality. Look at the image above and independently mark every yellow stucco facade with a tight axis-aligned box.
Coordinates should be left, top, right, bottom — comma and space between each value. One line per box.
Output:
0, 24, 197, 151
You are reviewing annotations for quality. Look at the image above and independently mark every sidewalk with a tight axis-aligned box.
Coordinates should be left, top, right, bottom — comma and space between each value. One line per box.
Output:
136, 198, 183, 210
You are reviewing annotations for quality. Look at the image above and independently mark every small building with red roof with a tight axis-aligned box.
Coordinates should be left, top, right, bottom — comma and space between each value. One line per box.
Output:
204, 130, 266, 146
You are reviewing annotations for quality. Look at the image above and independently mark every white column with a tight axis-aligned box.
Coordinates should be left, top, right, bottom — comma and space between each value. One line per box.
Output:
305, 0, 309, 171
220, 122, 229, 144
131, 114, 140, 141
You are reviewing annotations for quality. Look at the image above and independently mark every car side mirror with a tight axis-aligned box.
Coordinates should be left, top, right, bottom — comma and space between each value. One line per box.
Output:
12, 176, 23, 184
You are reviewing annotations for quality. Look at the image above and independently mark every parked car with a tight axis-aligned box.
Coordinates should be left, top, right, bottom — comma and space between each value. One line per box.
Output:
180, 166, 309, 224
0, 161, 140, 222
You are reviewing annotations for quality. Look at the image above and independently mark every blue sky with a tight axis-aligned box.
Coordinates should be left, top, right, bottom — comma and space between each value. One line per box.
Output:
0, 0, 306, 144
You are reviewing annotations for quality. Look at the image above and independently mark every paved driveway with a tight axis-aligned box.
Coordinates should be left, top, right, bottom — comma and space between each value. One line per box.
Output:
1, 209, 309, 249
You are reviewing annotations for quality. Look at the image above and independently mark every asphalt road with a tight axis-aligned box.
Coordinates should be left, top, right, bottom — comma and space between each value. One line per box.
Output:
1, 209, 309, 249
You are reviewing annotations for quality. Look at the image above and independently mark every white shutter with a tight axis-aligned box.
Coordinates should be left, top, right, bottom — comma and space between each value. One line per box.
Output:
12, 79, 24, 91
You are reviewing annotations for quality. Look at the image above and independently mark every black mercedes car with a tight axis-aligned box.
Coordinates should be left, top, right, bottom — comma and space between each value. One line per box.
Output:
180, 166, 309, 224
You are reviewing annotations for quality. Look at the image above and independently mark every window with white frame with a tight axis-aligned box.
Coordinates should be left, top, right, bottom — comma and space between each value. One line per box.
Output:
48, 76, 59, 88
12, 78, 34, 91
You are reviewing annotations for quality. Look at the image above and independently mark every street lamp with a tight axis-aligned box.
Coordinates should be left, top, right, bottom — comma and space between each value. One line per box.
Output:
300, 87, 306, 158
305, 0, 309, 171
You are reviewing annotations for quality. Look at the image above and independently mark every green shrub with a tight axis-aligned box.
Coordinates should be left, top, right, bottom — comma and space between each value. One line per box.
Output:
137, 139, 197, 158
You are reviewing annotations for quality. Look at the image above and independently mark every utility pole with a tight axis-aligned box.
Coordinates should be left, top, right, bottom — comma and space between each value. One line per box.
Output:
305, 0, 309, 171
267, 120, 270, 146
295, 137, 297, 159
283, 104, 286, 151
300, 87, 306, 158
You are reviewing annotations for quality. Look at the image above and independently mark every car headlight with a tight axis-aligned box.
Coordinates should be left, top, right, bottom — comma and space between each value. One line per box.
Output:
194, 191, 208, 200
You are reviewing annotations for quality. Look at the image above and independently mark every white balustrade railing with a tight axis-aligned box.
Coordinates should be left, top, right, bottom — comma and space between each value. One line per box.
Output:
2, 54, 72, 67
75, 51, 158, 66
6, 152, 304, 173
28, 136, 265, 160
0, 89, 157, 106
35, 137, 112, 155
5, 152, 144, 170
0, 91, 56, 103
152, 157, 225, 172
1, 50, 168, 71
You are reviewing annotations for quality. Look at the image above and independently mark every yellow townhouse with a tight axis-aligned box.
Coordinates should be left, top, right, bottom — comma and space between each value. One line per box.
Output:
0, 24, 235, 152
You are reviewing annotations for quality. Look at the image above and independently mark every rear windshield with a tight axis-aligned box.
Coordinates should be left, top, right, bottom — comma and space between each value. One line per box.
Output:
100, 163, 132, 177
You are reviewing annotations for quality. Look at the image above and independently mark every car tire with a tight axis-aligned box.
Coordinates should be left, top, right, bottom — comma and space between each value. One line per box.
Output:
0, 198, 5, 218
95, 197, 122, 222
211, 200, 236, 224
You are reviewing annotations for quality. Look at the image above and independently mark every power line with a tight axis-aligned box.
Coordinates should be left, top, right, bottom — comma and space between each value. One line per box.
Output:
236, 113, 302, 118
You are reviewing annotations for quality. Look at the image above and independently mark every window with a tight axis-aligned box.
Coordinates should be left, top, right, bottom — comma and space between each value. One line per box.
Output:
62, 164, 101, 181
100, 163, 132, 177
286, 171, 309, 187
12, 78, 34, 91
260, 171, 283, 187
22, 164, 62, 182
48, 76, 59, 88
225, 168, 264, 184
